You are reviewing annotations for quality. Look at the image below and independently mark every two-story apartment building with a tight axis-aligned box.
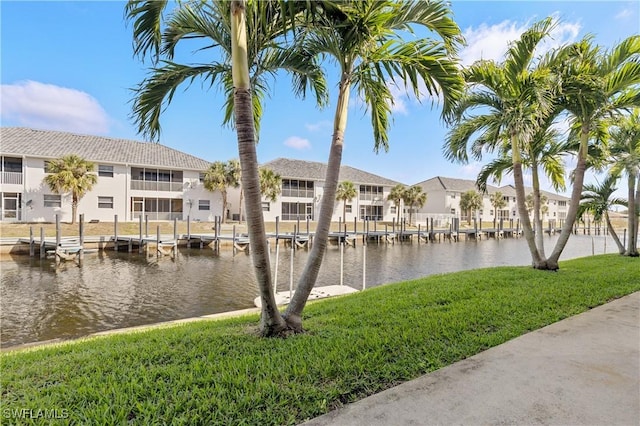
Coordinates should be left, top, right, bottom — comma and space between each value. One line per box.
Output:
0, 127, 221, 223
413, 176, 570, 226
259, 158, 402, 222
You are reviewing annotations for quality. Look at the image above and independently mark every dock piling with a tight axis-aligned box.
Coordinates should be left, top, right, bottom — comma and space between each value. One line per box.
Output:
29, 226, 34, 257
114, 214, 119, 251
79, 214, 84, 262
40, 227, 45, 259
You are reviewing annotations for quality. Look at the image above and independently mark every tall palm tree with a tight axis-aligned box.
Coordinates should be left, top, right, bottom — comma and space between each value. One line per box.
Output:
402, 185, 427, 226
578, 175, 627, 254
459, 190, 483, 225
489, 191, 507, 228
387, 184, 406, 223
259, 167, 282, 203
444, 18, 558, 267
126, 0, 327, 336
607, 109, 640, 256
545, 34, 640, 267
43, 154, 97, 224
203, 160, 240, 223
335, 181, 357, 222
283, 0, 463, 331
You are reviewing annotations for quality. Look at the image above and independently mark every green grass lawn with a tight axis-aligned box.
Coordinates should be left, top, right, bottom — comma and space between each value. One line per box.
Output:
2, 254, 639, 425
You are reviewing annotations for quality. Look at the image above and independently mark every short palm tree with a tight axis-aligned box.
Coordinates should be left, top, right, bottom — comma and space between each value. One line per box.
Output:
259, 167, 282, 203
445, 18, 558, 266
402, 185, 427, 226
203, 160, 240, 222
43, 154, 97, 224
607, 109, 640, 256
283, 0, 464, 331
579, 174, 627, 254
127, 0, 328, 335
387, 184, 406, 224
335, 181, 357, 222
545, 34, 640, 267
489, 191, 507, 228
459, 190, 483, 225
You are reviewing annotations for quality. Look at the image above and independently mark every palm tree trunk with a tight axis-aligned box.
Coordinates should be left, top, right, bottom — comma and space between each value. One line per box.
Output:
238, 186, 244, 223
548, 128, 590, 268
221, 191, 228, 223
605, 212, 625, 254
284, 73, 351, 332
531, 163, 546, 259
396, 202, 400, 223
511, 136, 544, 268
71, 194, 78, 225
231, 0, 286, 335
625, 172, 638, 256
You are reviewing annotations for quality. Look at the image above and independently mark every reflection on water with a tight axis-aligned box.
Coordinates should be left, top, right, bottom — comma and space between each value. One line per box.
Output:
1, 234, 612, 347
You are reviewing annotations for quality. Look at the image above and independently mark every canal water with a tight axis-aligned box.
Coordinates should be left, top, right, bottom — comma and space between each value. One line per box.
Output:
0, 234, 615, 347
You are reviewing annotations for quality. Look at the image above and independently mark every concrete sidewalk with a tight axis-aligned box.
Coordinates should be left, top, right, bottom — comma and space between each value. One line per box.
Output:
303, 292, 640, 426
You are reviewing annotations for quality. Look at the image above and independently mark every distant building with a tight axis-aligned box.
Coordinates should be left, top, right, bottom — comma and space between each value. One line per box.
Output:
0, 127, 570, 226
259, 158, 402, 222
413, 176, 570, 226
0, 127, 219, 222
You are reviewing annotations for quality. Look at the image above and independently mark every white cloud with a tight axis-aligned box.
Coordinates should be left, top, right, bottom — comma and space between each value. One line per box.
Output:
387, 83, 409, 115
460, 16, 581, 66
459, 162, 482, 178
284, 136, 311, 150
305, 120, 331, 132
1, 80, 110, 134
615, 8, 633, 19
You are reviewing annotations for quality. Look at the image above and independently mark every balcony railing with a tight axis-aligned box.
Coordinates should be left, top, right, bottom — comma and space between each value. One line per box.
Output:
132, 212, 183, 221
281, 189, 314, 198
1, 172, 23, 185
130, 180, 183, 192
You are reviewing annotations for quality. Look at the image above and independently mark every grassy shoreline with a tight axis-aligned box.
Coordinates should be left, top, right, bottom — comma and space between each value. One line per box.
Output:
2, 254, 639, 425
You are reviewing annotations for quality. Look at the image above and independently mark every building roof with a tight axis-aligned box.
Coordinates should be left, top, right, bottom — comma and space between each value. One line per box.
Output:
262, 158, 402, 187
415, 176, 569, 201
0, 127, 212, 170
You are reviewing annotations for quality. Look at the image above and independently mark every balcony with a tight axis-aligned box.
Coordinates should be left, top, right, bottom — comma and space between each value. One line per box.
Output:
1, 172, 23, 185
130, 180, 183, 192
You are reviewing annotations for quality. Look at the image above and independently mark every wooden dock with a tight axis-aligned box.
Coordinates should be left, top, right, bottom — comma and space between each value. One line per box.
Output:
253, 285, 359, 307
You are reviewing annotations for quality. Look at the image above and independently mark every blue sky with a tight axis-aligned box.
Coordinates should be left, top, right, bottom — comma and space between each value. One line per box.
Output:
2, 1, 639, 197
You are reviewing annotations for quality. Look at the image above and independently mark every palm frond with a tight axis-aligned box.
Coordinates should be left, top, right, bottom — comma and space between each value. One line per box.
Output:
125, 0, 169, 63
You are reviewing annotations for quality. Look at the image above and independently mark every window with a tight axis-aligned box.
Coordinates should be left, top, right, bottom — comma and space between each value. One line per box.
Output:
451, 208, 456, 215
282, 179, 314, 198
479, 209, 484, 215
359, 185, 383, 201
98, 196, 113, 209
502, 196, 509, 202
262, 202, 270, 212
490, 210, 494, 216
44, 194, 61, 208
44, 160, 53, 173
2, 157, 22, 172
199, 200, 210, 211
451, 193, 456, 199
558, 200, 567, 207
359, 205, 383, 221
199, 172, 206, 182
346, 204, 353, 213
98, 165, 114, 177
281, 202, 313, 220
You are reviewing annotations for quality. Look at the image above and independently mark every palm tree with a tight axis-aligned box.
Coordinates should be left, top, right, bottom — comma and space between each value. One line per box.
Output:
402, 185, 427, 226
459, 190, 483, 225
283, 0, 463, 331
578, 175, 627, 254
127, 0, 327, 336
203, 160, 240, 223
607, 109, 640, 256
259, 167, 282, 203
489, 191, 507, 228
335, 181, 357, 222
545, 34, 640, 267
387, 184, 406, 224
444, 18, 558, 267
42, 154, 97, 224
